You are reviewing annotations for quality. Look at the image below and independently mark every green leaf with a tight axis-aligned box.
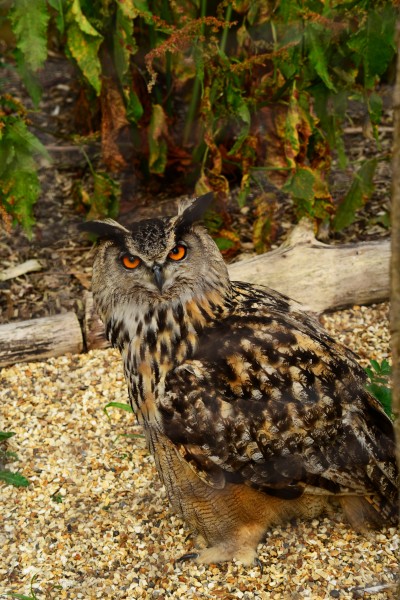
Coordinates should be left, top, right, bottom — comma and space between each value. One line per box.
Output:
116, 0, 140, 20
9, 0, 50, 105
368, 91, 383, 125
4, 450, 19, 461
66, 0, 103, 94
6, 593, 36, 600
0, 98, 48, 232
348, 7, 396, 89
0, 470, 30, 487
5, 170, 41, 232
7, 120, 49, 159
370, 359, 380, 373
367, 358, 391, 377
283, 166, 315, 201
277, 0, 301, 23
0, 136, 14, 174
333, 158, 377, 231
306, 24, 336, 92
14, 49, 43, 107
114, 5, 137, 82
103, 402, 134, 419
366, 384, 392, 417
214, 237, 235, 251
364, 359, 392, 418
148, 104, 168, 174
48, 0, 65, 34
227, 90, 250, 155
311, 85, 348, 168
85, 171, 120, 220
51, 492, 63, 503
126, 89, 144, 124
9, 0, 50, 72
0, 431, 16, 441
379, 359, 392, 375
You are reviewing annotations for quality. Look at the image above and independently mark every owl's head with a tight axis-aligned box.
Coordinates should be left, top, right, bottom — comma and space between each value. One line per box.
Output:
79, 193, 230, 317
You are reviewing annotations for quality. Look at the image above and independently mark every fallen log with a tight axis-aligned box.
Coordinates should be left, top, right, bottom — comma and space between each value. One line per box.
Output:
228, 220, 390, 314
83, 291, 110, 351
0, 259, 43, 282
0, 312, 83, 368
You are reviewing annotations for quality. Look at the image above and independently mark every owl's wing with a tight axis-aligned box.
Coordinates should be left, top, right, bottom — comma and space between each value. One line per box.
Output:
160, 285, 397, 515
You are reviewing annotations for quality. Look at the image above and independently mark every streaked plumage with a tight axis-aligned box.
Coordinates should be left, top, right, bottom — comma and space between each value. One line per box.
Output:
79, 193, 398, 565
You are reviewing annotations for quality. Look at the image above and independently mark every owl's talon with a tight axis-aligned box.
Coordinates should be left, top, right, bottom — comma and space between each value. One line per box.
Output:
175, 552, 199, 566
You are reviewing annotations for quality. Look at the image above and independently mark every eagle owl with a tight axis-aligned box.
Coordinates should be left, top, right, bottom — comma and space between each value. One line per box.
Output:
80, 193, 398, 566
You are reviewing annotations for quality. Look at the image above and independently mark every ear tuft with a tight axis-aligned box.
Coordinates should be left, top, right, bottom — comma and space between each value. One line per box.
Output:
78, 218, 129, 239
177, 192, 214, 226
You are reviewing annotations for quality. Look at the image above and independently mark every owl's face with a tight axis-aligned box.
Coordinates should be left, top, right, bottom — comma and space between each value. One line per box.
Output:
79, 193, 230, 319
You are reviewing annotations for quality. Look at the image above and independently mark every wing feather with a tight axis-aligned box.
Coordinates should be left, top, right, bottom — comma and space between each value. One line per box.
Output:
159, 283, 397, 519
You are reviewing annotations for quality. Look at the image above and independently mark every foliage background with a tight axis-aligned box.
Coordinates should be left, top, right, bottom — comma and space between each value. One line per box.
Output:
0, 0, 397, 249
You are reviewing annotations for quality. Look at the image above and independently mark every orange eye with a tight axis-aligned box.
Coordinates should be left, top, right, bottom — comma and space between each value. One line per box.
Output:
121, 254, 141, 269
168, 244, 187, 261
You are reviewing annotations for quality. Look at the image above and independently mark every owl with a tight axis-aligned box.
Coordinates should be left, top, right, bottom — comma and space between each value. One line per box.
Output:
79, 193, 398, 566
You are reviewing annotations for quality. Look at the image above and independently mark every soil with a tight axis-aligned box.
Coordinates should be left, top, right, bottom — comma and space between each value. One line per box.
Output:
0, 54, 393, 326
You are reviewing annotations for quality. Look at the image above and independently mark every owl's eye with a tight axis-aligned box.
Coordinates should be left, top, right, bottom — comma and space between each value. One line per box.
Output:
168, 244, 187, 261
121, 254, 141, 269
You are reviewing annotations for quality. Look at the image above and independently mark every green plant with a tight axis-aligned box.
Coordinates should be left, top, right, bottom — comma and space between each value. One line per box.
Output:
1, 0, 397, 240
103, 401, 145, 452
0, 94, 48, 234
50, 486, 64, 503
6, 574, 62, 600
0, 430, 30, 488
365, 359, 392, 419
103, 401, 134, 418
73, 149, 121, 220
6, 575, 41, 600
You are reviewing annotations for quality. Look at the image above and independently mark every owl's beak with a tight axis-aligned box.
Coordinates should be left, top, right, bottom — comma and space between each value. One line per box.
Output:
152, 264, 164, 292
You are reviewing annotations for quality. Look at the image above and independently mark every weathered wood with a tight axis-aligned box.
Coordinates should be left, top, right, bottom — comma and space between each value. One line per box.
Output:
84, 291, 110, 351
228, 220, 390, 314
84, 221, 390, 349
0, 259, 43, 282
0, 312, 83, 367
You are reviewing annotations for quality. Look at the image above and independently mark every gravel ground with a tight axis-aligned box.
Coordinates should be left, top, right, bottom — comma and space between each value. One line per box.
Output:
0, 303, 398, 599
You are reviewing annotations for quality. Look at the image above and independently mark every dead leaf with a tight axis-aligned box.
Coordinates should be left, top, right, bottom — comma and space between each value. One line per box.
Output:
69, 269, 92, 289
100, 75, 131, 171
252, 192, 278, 253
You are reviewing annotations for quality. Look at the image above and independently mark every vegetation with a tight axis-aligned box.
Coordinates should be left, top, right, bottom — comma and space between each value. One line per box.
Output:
0, 1, 397, 245
103, 401, 145, 452
0, 430, 30, 487
365, 358, 393, 418
0, 95, 48, 234
6, 574, 62, 600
